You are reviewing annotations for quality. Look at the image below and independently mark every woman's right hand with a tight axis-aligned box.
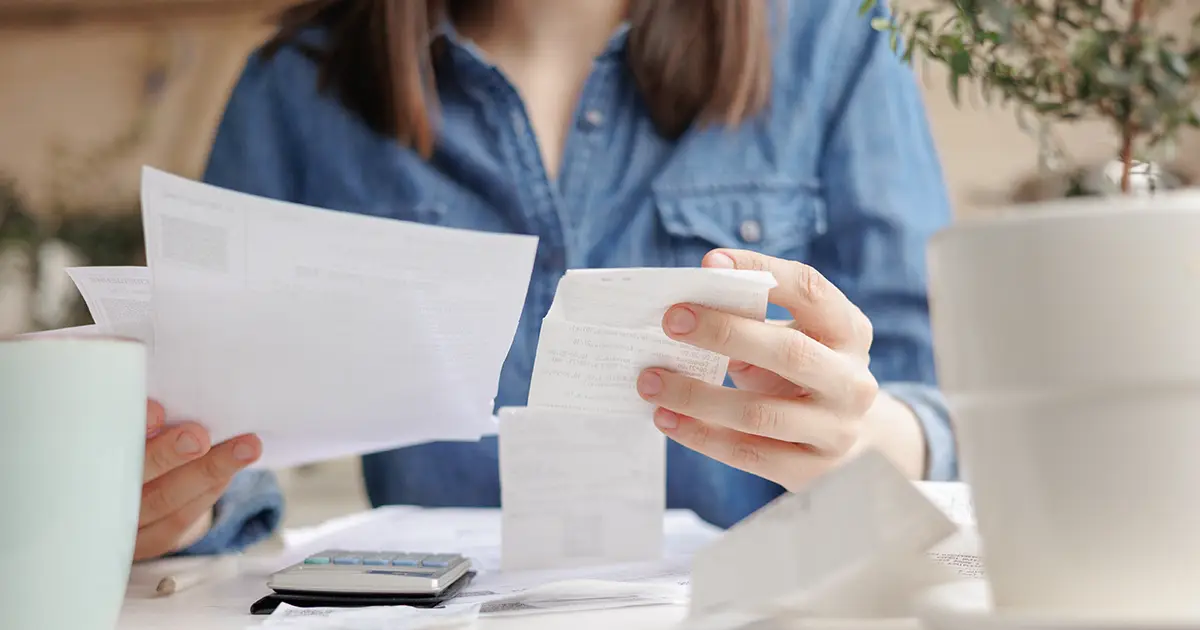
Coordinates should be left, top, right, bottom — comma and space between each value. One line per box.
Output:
135, 400, 262, 561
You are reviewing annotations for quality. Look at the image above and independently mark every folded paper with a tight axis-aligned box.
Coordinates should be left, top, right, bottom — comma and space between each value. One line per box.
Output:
686, 451, 960, 628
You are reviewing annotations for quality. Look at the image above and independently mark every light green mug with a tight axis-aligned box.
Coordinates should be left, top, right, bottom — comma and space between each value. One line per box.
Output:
0, 336, 146, 630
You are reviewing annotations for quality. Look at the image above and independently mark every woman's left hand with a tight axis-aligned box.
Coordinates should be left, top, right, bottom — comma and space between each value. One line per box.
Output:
636, 249, 926, 490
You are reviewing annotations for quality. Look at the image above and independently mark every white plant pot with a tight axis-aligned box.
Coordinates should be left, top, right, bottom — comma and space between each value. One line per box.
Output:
927, 189, 1200, 617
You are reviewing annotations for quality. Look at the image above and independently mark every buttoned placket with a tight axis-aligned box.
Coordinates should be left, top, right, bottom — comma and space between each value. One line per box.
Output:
440, 31, 632, 314
555, 59, 618, 267
439, 40, 571, 328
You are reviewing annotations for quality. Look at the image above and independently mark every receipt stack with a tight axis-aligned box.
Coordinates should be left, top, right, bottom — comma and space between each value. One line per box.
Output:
55, 168, 540, 469
498, 268, 776, 571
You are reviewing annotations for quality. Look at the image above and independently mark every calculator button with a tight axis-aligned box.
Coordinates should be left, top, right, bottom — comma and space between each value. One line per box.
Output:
390, 554, 424, 567
332, 556, 362, 565
304, 556, 331, 565
420, 554, 458, 568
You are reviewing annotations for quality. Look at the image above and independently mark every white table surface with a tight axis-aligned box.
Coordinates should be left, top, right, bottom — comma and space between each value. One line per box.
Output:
116, 517, 691, 630
115, 484, 973, 630
115, 554, 929, 630
118, 555, 691, 630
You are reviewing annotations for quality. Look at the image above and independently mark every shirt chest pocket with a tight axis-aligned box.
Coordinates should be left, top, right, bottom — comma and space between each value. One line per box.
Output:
653, 182, 826, 269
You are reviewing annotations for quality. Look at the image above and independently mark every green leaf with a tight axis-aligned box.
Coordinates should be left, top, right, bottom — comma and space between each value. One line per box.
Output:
948, 68, 964, 105
1161, 50, 1190, 79
950, 49, 972, 75
869, 17, 893, 32
858, 0, 878, 16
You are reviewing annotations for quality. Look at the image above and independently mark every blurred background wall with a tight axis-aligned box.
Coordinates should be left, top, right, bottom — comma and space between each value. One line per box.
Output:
1, 0, 1196, 531
1, 1, 286, 210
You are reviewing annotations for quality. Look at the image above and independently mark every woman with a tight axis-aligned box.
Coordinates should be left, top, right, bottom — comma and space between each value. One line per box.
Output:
134, 0, 957, 559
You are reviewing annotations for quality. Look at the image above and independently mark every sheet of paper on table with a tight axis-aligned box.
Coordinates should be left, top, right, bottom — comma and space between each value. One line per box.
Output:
686, 451, 963, 629
475, 579, 686, 616
262, 602, 481, 629
60, 167, 539, 469
261, 580, 686, 628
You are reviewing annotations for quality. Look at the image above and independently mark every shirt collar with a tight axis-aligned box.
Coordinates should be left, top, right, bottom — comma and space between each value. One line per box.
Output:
435, 17, 631, 67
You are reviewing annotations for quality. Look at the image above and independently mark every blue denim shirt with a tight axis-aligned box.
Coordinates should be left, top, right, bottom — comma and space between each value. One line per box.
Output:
184, 1, 957, 554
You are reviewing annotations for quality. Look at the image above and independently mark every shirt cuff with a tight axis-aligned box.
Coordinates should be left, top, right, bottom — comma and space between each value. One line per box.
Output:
880, 382, 959, 482
174, 469, 285, 556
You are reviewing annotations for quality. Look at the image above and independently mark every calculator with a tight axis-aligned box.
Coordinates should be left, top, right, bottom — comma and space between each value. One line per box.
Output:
267, 549, 473, 596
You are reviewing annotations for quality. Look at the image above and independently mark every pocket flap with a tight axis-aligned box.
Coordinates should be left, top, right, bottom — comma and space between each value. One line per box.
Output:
653, 182, 825, 254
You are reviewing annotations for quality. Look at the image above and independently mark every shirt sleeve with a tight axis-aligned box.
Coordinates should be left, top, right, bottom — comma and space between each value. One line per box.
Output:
174, 469, 285, 555
881, 382, 958, 481
808, 4, 958, 481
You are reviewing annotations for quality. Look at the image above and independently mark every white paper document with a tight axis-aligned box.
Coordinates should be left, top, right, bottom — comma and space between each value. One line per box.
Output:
918, 482, 983, 579
498, 407, 666, 571
916, 481, 974, 525
477, 579, 686, 615
527, 268, 777, 415
687, 451, 960, 627
63, 266, 153, 347
64, 167, 538, 469
262, 602, 480, 629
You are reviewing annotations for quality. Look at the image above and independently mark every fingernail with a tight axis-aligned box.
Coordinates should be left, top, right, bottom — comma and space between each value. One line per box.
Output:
637, 371, 664, 397
233, 442, 257, 462
654, 409, 680, 430
706, 252, 736, 269
664, 306, 697, 335
146, 402, 164, 437
175, 433, 202, 455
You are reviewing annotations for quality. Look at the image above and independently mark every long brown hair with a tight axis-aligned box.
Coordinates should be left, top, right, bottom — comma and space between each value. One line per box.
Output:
263, 0, 776, 158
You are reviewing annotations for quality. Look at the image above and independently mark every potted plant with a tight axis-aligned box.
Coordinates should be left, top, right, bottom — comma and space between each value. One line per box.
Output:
864, 0, 1199, 193
861, 0, 1200, 617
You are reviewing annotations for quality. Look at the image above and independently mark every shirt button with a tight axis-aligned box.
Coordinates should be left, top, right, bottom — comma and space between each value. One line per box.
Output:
582, 109, 604, 128
739, 219, 763, 244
